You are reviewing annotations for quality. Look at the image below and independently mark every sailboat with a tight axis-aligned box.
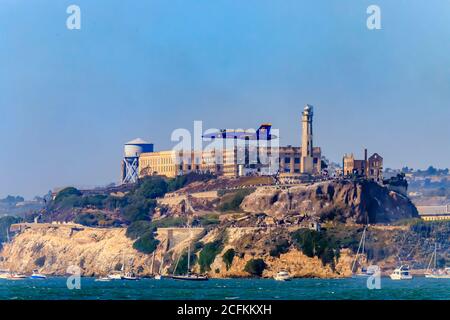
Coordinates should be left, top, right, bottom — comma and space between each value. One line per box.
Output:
169, 229, 208, 281
154, 239, 167, 280
424, 243, 450, 279
107, 253, 126, 280
122, 255, 140, 280
351, 226, 376, 277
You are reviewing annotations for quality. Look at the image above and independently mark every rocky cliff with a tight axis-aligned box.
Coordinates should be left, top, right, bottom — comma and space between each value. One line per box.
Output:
0, 223, 355, 278
0, 224, 153, 276
2, 219, 446, 278
240, 180, 419, 223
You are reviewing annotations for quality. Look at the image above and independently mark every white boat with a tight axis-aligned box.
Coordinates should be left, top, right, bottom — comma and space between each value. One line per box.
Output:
274, 270, 291, 281
170, 273, 208, 281
7, 273, 27, 280
154, 274, 162, 280
106, 272, 123, 280
106, 254, 127, 280
390, 265, 413, 280
29, 270, 47, 279
123, 271, 139, 281
95, 276, 111, 282
425, 269, 450, 279
424, 244, 450, 279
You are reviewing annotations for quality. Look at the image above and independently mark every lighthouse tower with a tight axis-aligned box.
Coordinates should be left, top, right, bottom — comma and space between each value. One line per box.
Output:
301, 104, 314, 174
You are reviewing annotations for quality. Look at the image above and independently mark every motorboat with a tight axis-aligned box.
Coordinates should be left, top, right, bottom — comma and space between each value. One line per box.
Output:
95, 276, 112, 282
274, 270, 291, 281
390, 265, 413, 280
7, 273, 27, 280
29, 270, 47, 279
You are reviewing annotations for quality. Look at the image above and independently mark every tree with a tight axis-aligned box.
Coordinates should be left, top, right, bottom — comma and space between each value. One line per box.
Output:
222, 249, 236, 270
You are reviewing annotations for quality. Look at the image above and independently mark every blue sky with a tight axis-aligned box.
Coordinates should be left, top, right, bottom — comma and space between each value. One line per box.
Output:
1, 0, 449, 198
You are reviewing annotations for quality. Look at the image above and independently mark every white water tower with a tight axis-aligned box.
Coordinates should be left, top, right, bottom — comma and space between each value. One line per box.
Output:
121, 138, 154, 184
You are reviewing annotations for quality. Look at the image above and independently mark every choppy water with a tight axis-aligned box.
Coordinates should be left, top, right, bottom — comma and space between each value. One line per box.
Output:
0, 277, 449, 300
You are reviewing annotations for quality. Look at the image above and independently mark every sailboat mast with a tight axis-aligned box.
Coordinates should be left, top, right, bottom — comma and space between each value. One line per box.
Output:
187, 236, 191, 273
361, 228, 366, 257
434, 243, 437, 269
158, 239, 166, 275
151, 251, 156, 274
351, 227, 366, 273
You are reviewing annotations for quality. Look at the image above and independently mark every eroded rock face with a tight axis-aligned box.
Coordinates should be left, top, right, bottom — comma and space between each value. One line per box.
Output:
205, 227, 354, 279
0, 224, 153, 276
240, 180, 419, 223
209, 248, 353, 279
1, 224, 356, 278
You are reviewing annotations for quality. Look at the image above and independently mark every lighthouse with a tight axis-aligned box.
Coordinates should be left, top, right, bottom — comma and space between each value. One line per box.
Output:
301, 104, 314, 174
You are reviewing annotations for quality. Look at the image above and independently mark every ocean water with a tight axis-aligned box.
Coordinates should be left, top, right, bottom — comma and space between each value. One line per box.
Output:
0, 277, 449, 300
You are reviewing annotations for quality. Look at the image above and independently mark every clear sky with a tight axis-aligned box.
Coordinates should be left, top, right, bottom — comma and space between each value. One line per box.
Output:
1, 0, 449, 199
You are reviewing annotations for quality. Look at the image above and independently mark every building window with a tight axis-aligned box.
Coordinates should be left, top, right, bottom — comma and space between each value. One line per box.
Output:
285, 157, 291, 163
294, 158, 300, 164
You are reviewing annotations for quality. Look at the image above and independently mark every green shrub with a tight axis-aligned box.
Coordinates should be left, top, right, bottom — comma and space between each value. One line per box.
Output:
198, 213, 220, 226
81, 195, 108, 208
54, 187, 82, 203
291, 229, 340, 267
74, 212, 117, 227
133, 232, 160, 254
222, 249, 235, 270
269, 239, 290, 257
218, 189, 254, 212
198, 240, 223, 273
0, 216, 21, 243
167, 172, 215, 192
0, 195, 25, 205
126, 220, 155, 239
126, 216, 191, 254
150, 216, 188, 228
244, 259, 266, 277
173, 250, 197, 275
135, 176, 168, 199
121, 199, 157, 222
